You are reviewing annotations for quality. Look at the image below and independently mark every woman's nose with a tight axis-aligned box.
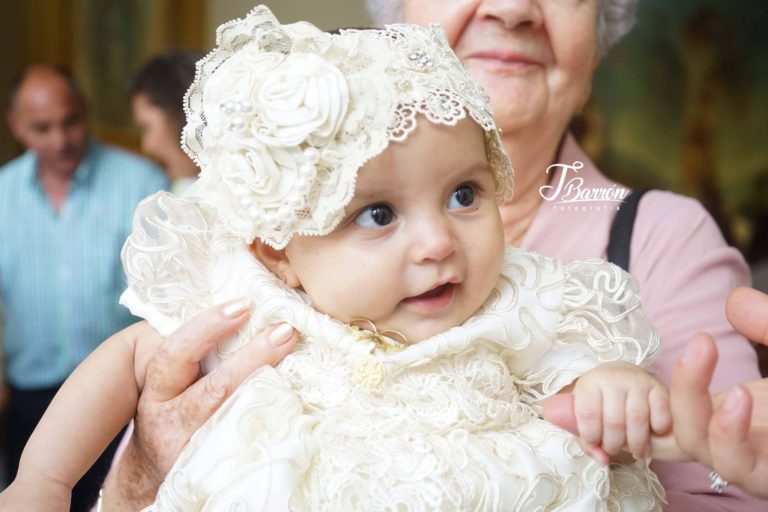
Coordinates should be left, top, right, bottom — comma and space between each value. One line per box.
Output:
476, 0, 544, 31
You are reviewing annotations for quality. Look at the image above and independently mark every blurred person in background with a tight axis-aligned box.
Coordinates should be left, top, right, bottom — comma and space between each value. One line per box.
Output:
130, 49, 202, 195
0, 64, 166, 510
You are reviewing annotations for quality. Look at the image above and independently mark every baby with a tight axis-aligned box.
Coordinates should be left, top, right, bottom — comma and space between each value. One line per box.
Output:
4, 6, 670, 511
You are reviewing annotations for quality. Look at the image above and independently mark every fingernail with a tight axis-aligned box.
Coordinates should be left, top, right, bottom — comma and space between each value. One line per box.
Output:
721, 387, 745, 413
269, 323, 294, 346
223, 298, 252, 318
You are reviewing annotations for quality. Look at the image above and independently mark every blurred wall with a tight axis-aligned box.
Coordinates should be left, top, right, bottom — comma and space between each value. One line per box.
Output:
580, 0, 768, 254
0, 1, 76, 161
207, 0, 372, 45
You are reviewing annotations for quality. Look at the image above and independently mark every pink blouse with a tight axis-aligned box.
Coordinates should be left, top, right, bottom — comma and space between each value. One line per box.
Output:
524, 134, 765, 511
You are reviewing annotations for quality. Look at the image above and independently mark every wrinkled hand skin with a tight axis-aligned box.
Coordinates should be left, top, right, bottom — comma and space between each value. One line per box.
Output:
101, 303, 298, 510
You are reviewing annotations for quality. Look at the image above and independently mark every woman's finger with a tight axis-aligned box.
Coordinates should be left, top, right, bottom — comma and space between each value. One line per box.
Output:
670, 332, 717, 465
142, 299, 252, 403
726, 287, 768, 346
707, 385, 768, 498
542, 393, 578, 434
183, 323, 298, 427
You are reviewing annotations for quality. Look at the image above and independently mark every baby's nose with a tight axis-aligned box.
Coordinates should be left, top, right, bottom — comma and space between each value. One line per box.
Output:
409, 216, 457, 263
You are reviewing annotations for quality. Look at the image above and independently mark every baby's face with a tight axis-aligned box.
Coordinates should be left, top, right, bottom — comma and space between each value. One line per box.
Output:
282, 118, 505, 343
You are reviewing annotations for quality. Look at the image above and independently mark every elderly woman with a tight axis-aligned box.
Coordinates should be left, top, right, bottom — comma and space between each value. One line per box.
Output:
93, 2, 763, 510
369, 0, 763, 510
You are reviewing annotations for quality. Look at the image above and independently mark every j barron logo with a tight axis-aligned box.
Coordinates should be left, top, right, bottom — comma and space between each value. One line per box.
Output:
539, 161, 629, 212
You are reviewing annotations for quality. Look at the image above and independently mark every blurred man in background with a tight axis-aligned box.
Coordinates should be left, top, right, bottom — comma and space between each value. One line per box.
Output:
0, 64, 166, 510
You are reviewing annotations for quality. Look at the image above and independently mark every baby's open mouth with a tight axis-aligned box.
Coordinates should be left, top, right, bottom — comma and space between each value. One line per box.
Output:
405, 283, 455, 302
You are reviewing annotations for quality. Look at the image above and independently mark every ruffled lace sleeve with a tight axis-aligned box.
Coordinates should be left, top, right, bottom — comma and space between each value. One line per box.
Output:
120, 191, 308, 375
120, 191, 217, 336
518, 258, 660, 401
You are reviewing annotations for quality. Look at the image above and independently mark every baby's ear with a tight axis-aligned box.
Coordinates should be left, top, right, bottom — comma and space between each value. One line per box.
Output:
249, 240, 301, 288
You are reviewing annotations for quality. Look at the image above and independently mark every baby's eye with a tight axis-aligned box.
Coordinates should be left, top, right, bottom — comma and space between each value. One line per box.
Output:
354, 204, 396, 228
448, 184, 476, 209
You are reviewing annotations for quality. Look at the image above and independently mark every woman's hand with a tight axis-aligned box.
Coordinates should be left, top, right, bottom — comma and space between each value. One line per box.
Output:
100, 300, 297, 510
670, 287, 768, 498
670, 291, 768, 497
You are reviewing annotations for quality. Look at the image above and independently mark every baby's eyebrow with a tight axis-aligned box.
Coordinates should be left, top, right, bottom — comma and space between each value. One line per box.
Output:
351, 186, 392, 202
449, 162, 493, 180
350, 161, 492, 204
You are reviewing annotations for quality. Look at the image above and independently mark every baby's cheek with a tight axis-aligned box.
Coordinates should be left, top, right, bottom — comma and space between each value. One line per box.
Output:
480, 232, 505, 288
304, 281, 360, 325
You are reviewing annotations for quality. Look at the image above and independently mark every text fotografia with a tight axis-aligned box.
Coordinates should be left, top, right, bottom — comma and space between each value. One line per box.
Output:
539, 161, 628, 211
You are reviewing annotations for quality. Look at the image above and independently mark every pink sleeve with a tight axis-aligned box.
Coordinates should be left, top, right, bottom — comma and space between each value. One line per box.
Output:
630, 191, 765, 510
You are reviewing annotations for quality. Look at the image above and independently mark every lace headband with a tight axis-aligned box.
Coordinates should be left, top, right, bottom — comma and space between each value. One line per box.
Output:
183, 5, 513, 248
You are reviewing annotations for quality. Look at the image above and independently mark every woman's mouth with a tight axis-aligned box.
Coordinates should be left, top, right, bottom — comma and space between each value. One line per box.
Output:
463, 51, 541, 74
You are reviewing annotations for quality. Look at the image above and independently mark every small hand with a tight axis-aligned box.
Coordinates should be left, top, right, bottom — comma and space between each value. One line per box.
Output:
543, 393, 688, 463
571, 361, 671, 463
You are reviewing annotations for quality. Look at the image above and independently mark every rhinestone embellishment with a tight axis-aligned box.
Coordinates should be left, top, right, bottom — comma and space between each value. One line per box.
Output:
408, 50, 433, 68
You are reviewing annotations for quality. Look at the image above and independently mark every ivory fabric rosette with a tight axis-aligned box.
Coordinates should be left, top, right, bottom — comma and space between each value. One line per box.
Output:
254, 53, 349, 148
205, 144, 309, 241
204, 48, 349, 149
197, 42, 350, 244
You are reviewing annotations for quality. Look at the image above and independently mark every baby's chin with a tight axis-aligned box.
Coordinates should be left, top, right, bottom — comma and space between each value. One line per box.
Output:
379, 313, 478, 346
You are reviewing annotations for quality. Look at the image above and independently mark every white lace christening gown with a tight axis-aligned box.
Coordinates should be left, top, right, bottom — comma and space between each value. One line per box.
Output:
121, 193, 666, 511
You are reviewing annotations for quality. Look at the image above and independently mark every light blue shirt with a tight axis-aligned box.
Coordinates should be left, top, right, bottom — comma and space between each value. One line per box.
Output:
0, 141, 168, 389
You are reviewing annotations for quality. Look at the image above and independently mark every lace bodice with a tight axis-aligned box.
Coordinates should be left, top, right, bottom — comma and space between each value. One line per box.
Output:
121, 193, 665, 511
